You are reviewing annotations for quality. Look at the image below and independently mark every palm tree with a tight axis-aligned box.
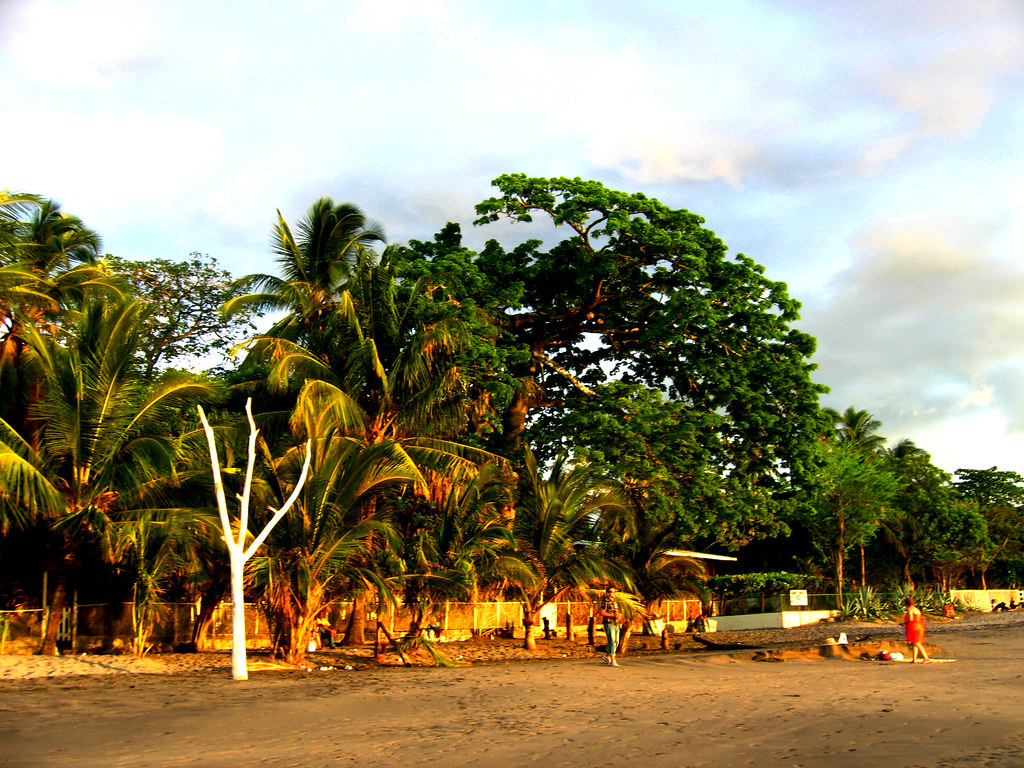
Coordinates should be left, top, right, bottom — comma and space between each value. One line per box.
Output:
883, 438, 928, 460
108, 509, 219, 656
396, 462, 516, 640
601, 497, 707, 653
824, 407, 887, 452
0, 190, 45, 254
0, 195, 120, 446
0, 298, 216, 653
510, 449, 630, 650
224, 197, 385, 352
248, 386, 425, 664
232, 210, 499, 645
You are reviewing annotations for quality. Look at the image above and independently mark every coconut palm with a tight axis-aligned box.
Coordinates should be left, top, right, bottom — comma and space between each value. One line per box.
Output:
235, 221, 500, 645
601, 496, 708, 653
0, 195, 120, 446
509, 449, 630, 650
224, 197, 385, 352
824, 407, 887, 452
0, 190, 45, 255
395, 462, 516, 640
883, 438, 928, 460
0, 298, 216, 653
247, 385, 428, 664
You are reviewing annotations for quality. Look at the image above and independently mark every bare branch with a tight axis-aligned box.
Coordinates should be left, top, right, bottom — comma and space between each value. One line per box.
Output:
535, 352, 597, 396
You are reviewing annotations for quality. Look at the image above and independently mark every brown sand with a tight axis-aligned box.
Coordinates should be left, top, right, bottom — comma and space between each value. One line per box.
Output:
2, 613, 1023, 767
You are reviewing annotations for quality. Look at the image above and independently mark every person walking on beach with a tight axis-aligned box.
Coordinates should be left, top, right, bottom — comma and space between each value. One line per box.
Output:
599, 586, 622, 667
902, 597, 930, 663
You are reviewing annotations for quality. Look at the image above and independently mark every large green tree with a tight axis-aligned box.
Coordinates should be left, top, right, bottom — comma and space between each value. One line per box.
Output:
955, 467, 1024, 589
407, 175, 826, 506
794, 440, 898, 607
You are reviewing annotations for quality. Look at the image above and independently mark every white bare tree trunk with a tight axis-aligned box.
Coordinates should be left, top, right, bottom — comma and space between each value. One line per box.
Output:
198, 399, 310, 681
229, 556, 247, 677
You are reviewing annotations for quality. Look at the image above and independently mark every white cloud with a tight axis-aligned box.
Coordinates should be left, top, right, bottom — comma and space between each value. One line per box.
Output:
804, 215, 1024, 470
2, 107, 221, 213
5, 0, 161, 86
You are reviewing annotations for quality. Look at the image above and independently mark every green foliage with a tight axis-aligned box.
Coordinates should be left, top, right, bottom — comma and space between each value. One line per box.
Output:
105, 253, 260, 377
225, 196, 385, 353
881, 455, 986, 589
413, 176, 826, 474
0, 192, 122, 439
824, 407, 887, 452
955, 467, 1024, 507
706, 571, 826, 598
792, 440, 899, 604
954, 468, 1024, 588
843, 586, 887, 619
394, 463, 515, 633
509, 449, 631, 648
10, 182, 1024, 655
0, 299, 217, 530
540, 380, 787, 550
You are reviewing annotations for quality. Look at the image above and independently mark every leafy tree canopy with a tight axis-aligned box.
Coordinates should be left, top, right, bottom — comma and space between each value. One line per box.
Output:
404, 175, 827, 556
105, 253, 260, 378
954, 467, 1024, 508
409, 175, 826, 474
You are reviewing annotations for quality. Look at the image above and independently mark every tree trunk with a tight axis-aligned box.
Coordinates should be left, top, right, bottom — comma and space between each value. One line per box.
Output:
835, 510, 846, 609
341, 593, 368, 646
618, 621, 633, 656
405, 606, 426, 639
228, 553, 248, 679
39, 574, 66, 656
503, 389, 531, 453
835, 552, 845, 610
902, 560, 915, 591
131, 584, 152, 657
860, 545, 866, 590
188, 575, 229, 652
522, 605, 539, 650
282, 613, 318, 665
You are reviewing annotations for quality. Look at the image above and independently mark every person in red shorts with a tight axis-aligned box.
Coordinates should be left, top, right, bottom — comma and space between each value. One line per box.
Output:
902, 597, 931, 663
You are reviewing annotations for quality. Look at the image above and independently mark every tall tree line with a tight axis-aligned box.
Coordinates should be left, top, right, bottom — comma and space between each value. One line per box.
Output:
1, 181, 1019, 662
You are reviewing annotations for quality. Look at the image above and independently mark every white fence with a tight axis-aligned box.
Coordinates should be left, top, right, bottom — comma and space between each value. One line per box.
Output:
950, 589, 1024, 611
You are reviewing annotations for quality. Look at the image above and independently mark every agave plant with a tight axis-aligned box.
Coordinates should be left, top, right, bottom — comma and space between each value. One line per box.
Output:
845, 586, 888, 620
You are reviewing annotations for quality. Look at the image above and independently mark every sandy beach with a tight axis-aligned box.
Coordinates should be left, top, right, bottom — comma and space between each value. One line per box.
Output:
2, 613, 1023, 767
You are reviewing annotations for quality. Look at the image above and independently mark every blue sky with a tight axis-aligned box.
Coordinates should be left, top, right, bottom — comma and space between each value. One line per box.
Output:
3, 0, 1024, 475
